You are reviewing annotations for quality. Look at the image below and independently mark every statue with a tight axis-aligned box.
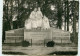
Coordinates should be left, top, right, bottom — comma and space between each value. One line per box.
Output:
25, 8, 38, 29
42, 15, 50, 29
36, 7, 43, 28
25, 7, 50, 30
30, 8, 38, 29
25, 19, 32, 29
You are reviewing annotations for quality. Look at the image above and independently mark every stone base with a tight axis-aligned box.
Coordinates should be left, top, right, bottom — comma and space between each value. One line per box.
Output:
24, 29, 52, 44
4, 28, 71, 45
4, 28, 24, 43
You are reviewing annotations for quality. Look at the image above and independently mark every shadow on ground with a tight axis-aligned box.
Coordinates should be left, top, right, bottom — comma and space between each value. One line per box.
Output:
2, 52, 27, 55
48, 51, 77, 55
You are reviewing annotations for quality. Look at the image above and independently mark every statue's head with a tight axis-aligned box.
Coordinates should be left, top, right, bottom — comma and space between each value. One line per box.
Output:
38, 7, 41, 11
34, 8, 37, 12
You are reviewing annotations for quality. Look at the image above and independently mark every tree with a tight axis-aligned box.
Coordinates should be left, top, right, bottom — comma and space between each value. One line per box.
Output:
57, 0, 63, 29
64, 0, 67, 31
72, 1, 78, 43
66, 0, 69, 31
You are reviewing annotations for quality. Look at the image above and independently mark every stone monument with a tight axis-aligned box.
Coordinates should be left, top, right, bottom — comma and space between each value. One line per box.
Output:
24, 7, 51, 45
4, 7, 71, 46
24, 7, 71, 45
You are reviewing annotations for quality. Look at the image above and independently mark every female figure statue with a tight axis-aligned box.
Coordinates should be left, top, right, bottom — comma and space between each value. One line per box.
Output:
36, 7, 43, 28
42, 15, 50, 29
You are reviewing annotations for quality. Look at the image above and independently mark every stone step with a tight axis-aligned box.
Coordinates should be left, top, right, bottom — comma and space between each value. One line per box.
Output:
4, 39, 23, 43
26, 39, 71, 44
52, 37, 70, 39
53, 40, 71, 43
52, 30, 69, 34
6, 37, 24, 40
6, 33, 24, 36
52, 33, 70, 36
6, 32, 69, 37
5, 39, 71, 44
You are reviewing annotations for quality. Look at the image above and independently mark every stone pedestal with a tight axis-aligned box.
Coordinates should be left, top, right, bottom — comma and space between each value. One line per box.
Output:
4, 28, 24, 43
24, 29, 52, 45
4, 28, 71, 45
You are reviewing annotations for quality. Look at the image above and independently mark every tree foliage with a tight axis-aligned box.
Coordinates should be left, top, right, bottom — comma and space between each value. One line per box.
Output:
3, 0, 79, 31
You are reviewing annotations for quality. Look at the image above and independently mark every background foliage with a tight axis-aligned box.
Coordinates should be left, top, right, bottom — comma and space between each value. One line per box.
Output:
3, 0, 79, 43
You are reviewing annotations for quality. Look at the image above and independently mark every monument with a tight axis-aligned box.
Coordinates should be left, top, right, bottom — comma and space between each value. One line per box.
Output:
24, 7, 51, 45
4, 7, 71, 46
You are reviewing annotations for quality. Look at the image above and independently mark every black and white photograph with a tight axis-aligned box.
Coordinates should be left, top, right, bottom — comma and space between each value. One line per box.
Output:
2, 0, 79, 55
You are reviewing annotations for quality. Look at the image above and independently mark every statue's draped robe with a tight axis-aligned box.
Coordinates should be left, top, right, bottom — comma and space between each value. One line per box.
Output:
25, 11, 38, 29
25, 19, 32, 29
42, 16, 50, 29
36, 11, 43, 27
29, 11, 38, 28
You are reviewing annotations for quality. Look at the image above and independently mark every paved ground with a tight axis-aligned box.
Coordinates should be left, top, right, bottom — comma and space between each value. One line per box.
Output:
2, 43, 78, 55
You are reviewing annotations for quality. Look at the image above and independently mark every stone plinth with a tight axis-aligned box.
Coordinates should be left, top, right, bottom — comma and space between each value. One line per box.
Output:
24, 29, 52, 44
4, 28, 24, 43
4, 28, 71, 44
50, 28, 71, 43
